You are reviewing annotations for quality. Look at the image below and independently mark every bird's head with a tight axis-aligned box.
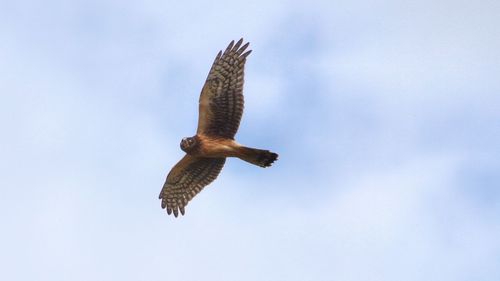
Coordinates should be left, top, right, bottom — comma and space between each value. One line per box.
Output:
180, 136, 198, 153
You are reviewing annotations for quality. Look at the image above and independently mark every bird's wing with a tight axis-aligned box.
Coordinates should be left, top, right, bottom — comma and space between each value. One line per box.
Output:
159, 154, 226, 217
196, 38, 251, 139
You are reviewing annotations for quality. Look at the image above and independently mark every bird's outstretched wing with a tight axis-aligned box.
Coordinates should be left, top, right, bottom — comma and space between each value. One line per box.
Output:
159, 155, 226, 217
197, 38, 251, 139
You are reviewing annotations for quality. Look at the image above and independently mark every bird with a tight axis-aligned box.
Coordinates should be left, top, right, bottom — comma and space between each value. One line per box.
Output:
159, 38, 278, 217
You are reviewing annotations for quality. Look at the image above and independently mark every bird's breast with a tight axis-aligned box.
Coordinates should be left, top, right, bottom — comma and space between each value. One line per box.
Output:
197, 135, 239, 158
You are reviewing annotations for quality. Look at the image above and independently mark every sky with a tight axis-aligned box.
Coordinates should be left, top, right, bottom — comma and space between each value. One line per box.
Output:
1, 0, 499, 280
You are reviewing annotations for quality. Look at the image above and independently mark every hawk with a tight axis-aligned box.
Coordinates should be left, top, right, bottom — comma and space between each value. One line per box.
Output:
159, 39, 278, 217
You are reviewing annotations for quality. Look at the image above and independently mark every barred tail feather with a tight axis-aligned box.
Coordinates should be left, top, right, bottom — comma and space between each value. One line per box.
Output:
238, 146, 278, 167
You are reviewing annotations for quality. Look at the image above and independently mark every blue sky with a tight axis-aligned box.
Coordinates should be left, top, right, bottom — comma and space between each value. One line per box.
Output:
1, 0, 499, 280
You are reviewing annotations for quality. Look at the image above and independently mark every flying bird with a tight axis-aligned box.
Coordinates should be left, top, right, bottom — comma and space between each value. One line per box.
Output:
159, 39, 278, 217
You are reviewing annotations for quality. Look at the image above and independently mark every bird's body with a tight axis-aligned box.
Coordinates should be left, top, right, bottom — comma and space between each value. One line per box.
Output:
182, 135, 239, 158
159, 39, 278, 217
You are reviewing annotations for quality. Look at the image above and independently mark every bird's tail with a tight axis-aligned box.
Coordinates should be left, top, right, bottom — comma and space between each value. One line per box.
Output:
237, 146, 278, 167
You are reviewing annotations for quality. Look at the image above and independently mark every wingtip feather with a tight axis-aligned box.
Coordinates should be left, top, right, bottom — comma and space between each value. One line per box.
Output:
236, 42, 250, 56
224, 40, 235, 54
234, 38, 243, 50
241, 50, 252, 59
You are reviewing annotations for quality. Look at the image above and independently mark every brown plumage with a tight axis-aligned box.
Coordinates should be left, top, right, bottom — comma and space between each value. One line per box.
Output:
159, 39, 278, 217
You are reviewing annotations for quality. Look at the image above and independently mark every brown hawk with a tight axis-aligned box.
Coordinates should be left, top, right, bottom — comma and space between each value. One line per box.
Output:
159, 39, 278, 217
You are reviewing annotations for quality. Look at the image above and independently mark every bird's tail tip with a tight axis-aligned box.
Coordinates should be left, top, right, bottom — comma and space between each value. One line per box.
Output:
238, 147, 278, 168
